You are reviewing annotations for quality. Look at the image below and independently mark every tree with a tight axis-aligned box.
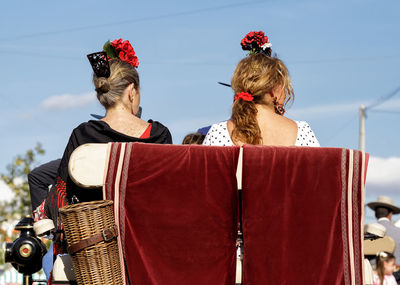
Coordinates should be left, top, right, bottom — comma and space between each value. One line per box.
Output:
0, 143, 45, 265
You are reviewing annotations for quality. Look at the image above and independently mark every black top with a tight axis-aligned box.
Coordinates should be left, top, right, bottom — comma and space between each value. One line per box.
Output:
44, 120, 172, 224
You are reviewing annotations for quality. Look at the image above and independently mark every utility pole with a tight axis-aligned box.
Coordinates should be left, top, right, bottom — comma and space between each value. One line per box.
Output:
359, 104, 366, 152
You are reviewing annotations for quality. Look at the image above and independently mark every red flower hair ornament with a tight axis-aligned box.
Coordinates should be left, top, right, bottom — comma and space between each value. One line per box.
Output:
235, 92, 254, 102
240, 31, 272, 56
103, 38, 139, 68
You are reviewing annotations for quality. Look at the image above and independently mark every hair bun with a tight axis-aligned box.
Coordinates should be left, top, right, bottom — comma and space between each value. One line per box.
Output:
95, 77, 110, 93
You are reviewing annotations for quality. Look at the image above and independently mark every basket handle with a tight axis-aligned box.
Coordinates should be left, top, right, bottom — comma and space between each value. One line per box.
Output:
68, 225, 118, 255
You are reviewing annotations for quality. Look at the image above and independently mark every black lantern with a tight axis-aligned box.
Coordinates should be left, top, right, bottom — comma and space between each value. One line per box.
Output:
5, 216, 47, 285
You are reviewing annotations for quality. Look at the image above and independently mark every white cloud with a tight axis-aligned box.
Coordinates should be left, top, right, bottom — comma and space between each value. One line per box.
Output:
365, 156, 400, 193
365, 156, 400, 223
0, 180, 14, 202
41, 92, 96, 110
366, 156, 400, 185
13, 177, 24, 187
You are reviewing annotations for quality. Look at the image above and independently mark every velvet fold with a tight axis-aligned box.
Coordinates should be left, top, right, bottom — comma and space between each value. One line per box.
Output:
242, 146, 368, 285
103, 143, 368, 285
104, 143, 239, 285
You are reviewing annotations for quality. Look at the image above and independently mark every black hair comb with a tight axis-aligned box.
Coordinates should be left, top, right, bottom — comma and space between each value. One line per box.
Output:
87, 51, 111, 78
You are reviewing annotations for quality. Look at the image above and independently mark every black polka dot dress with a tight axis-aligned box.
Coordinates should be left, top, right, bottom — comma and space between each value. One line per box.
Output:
202, 121, 320, 147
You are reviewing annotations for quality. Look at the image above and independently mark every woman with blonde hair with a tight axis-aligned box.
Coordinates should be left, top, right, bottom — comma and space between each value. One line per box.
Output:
203, 31, 319, 147
34, 39, 172, 224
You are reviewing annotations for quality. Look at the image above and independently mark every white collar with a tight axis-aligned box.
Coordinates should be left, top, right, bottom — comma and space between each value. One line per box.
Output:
378, 217, 390, 222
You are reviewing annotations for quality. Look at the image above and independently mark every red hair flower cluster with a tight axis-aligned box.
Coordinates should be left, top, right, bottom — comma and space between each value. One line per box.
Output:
240, 31, 272, 56
241, 31, 269, 50
235, 92, 254, 102
104, 38, 139, 68
111, 39, 139, 68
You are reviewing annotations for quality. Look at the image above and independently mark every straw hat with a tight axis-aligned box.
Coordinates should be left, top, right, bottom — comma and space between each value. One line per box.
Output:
367, 196, 400, 214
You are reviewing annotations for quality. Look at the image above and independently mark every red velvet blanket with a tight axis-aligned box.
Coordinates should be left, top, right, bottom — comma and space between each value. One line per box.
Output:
242, 146, 368, 285
103, 143, 368, 285
104, 143, 239, 285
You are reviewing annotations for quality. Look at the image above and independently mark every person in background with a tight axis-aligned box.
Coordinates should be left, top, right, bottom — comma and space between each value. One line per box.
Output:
197, 126, 211, 136
182, 132, 205, 144
373, 252, 397, 285
28, 159, 61, 210
368, 197, 400, 264
202, 31, 319, 147
368, 196, 400, 284
28, 159, 61, 280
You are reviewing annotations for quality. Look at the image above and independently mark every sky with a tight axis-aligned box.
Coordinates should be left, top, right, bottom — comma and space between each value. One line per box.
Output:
0, 0, 400, 223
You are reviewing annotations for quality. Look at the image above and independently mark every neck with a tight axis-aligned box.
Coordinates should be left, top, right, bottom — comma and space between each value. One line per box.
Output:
255, 103, 278, 117
103, 104, 136, 121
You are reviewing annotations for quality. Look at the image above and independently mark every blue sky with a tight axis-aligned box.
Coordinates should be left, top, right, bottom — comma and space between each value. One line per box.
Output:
1, 0, 400, 222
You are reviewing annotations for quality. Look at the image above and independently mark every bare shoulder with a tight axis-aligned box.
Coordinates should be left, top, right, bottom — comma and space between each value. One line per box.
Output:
274, 115, 298, 134
281, 116, 298, 128
136, 117, 150, 127
258, 115, 298, 146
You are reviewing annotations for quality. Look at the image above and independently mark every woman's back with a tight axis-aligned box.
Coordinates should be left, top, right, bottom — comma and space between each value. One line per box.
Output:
204, 118, 319, 147
38, 39, 172, 223
251, 107, 298, 146
227, 110, 297, 146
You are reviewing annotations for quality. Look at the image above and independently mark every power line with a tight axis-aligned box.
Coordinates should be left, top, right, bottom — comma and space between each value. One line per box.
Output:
359, 84, 400, 151
0, 1, 268, 42
290, 54, 400, 65
324, 114, 358, 144
366, 85, 400, 110
2, 49, 400, 67
0, 50, 81, 60
368, 109, 400, 115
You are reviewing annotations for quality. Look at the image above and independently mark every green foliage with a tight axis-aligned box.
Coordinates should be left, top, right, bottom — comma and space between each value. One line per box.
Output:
103, 40, 118, 58
0, 143, 45, 265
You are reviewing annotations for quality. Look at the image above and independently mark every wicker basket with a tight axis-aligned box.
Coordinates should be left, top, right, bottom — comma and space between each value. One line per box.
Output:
59, 200, 122, 285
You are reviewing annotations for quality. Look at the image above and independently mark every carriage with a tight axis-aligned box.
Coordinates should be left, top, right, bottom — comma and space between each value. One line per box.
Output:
6, 143, 370, 285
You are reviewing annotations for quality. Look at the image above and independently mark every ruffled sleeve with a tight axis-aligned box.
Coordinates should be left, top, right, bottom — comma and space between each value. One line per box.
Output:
295, 121, 320, 147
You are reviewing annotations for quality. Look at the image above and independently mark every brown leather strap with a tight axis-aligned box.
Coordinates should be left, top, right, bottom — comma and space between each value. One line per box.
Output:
68, 225, 118, 255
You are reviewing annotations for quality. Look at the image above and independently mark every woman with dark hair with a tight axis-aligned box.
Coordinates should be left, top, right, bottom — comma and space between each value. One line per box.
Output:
203, 32, 319, 147
34, 39, 172, 224
182, 132, 205, 144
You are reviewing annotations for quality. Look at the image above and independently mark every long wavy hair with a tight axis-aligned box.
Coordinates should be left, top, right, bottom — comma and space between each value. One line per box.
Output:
376, 251, 395, 285
230, 54, 294, 145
